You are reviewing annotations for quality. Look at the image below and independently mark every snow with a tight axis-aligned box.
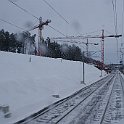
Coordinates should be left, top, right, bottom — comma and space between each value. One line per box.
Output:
116, 119, 124, 124
0, 51, 106, 124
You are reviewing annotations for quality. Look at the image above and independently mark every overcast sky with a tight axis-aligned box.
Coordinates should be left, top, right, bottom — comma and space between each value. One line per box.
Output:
0, 0, 124, 64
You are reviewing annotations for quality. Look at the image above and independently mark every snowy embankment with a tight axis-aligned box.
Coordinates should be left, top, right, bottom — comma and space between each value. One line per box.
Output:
0, 51, 106, 124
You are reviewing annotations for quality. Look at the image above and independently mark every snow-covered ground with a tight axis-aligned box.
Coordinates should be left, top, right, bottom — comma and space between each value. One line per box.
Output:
0, 51, 106, 124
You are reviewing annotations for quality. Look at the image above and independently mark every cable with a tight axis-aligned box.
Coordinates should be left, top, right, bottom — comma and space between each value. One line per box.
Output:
8, 0, 39, 20
112, 0, 118, 34
80, 29, 101, 36
0, 18, 33, 37
41, 0, 69, 24
121, 0, 124, 42
8, 0, 67, 37
0, 18, 66, 42
115, 0, 118, 35
0, 18, 25, 30
9, 0, 87, 39
112, 0, 119, 63
48, 25, 66, 36
115, 0, 119, 62
120, 0, 124, 63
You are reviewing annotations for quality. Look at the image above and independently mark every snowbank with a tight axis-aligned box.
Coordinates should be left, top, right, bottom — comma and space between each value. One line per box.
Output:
0, 51, 106, 123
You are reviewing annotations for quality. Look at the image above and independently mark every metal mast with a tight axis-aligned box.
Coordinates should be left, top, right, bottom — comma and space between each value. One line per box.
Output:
86, 38, 98, 58
101, 29, 104, 67
86, 39, 89, 57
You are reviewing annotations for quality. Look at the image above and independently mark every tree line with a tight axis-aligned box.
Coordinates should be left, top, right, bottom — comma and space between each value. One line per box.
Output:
0, 29, 36, 54
0, 29, 82, 61
0, 29, 103, 68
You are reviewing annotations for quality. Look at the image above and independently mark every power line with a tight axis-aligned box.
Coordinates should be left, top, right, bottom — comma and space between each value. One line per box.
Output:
80, 29, 102, 37
121, 0, 124, 41
0, 18, 66, 38
0, 18, 24, 30
112, 0, 119, 63
27, 23, 66, 37
41, 0, 69, 24
0, 18, 37, 37
48, 25, 66, 36
112, 0, 118, 35
11, 0, 82, 37
8, 0, 39, 20
8, 0, 67, 36
115, 0, 118, 35
114, 0, 119, 60
120, 0, 124, 63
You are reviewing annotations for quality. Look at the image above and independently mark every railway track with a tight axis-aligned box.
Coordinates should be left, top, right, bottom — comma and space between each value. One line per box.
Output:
59, 71, 124, 124
99, 72, 124, 124
14, 71, 124, 124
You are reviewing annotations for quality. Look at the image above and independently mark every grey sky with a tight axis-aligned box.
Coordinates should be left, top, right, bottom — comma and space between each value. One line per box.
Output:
0, 0, 124, 64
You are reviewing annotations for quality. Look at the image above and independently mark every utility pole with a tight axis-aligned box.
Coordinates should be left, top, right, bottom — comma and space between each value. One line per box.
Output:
81, 51, 85, 84
38, 17, 51, 56
29, 17, 51, 56
101, 29, 104, 67
100, 29, 104, 77
86, 39, 88, 57
38, 17, 44, 56
83, 57, 85, 84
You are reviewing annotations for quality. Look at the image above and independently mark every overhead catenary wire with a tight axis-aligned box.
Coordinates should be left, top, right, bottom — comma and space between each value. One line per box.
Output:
41, 0, 69, 24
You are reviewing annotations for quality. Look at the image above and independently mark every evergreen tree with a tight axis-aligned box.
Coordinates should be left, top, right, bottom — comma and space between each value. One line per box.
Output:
9, 33, 17, 52
0, 29, 6, 51
0, 29, 92, 64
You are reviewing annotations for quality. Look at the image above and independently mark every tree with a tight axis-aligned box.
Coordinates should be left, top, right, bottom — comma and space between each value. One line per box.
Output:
0, 29, 84, 63
0, 29, 6, 51
15, 32, 36, 54
9, 33, 17, 52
